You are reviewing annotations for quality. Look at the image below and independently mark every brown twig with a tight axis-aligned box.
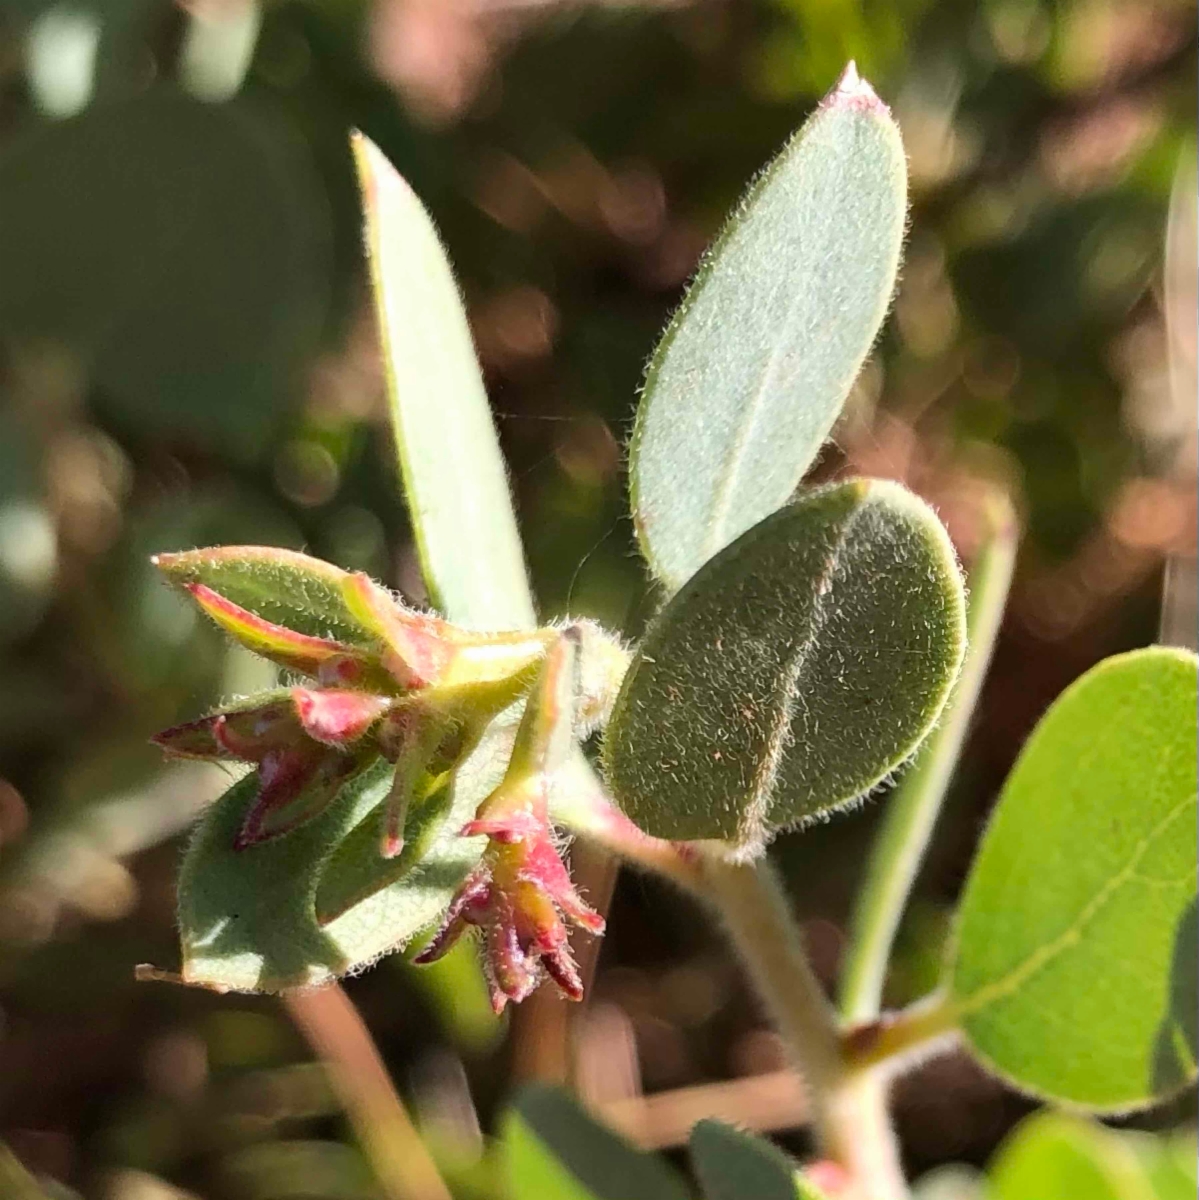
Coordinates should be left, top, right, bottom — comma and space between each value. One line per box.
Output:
283, 983, 453, 1200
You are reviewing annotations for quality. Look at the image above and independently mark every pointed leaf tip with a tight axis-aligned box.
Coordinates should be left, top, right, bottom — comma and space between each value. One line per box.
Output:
826, 60, 886, 112
629, 67, 906, 592
353, 125, 536, 631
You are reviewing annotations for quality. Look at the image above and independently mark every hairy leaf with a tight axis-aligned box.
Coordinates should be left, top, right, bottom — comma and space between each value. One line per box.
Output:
951, 647, 1198, 1110
630, 65, 907, 593
175, 713, 516, 991
354, 133, 535, 631
154, 545, 375, 646
604, 480, 965, 851
502, 1086, 689, 1200
689, 1121, 799, 1200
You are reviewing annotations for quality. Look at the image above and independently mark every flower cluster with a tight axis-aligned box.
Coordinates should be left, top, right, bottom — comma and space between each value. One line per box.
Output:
152, 547, 627, 1008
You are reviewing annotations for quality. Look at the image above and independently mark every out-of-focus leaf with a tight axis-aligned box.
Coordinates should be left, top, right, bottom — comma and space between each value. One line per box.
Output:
951, 648, 1198, 1110
217, 1139, 377, 1200
1131, 1129, 1198, 1200
987, 1113, 1155, 1200
354, 133, 535, 631
0, 1142, 59, 1200
154, 546, 377, 646
502, 1085, 689, 1200
401, 936, 502, 1054
912, 1164, 984, 1200
0, 414, 57, 648
175, 710, 517, 990
604, 480, 966, 851
0, 89, 327, 455
630, 64, 907, 593
689, 1120, 799, 1200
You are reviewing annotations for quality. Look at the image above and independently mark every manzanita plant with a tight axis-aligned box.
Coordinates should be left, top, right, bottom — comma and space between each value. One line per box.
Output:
144, 64, 1196, 1200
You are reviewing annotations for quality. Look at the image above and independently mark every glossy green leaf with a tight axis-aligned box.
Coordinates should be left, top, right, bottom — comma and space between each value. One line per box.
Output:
689, 1120, 799, 1200
354, 133, 535, 632
951, 647, 1198, 1111
603, 480, 966, 851
630, 64, 907, 593
175, 714, 515, 991
154, 545, 376, 647
502, 1085, 689, 1200
987, 1113, 1156, 1200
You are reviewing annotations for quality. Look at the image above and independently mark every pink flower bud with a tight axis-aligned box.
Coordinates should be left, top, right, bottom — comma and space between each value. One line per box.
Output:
414, 823, 604, 1012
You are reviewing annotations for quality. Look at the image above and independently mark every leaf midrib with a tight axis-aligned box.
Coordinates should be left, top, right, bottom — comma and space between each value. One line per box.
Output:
736, 502, 865, 843
954, 789, 1197, 1020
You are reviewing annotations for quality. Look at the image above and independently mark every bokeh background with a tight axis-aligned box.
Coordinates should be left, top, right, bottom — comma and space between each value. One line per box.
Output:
0, 0, 1195, 1196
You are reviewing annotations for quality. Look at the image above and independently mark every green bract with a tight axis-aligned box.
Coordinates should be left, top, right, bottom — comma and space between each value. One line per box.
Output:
950, 647, 1198, 1110
630, 64, 907, 594
154, 544, 379, 646
604, 480, 966, 852
176, 717, 512, 990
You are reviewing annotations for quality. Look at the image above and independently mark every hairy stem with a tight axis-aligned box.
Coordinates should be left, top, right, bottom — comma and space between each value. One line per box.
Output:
842, 991, 962, 1075
284, 984, 453, 1200
553, 754, 705, 893
701, 855, 907, 1200
839, 493, 1018, 1023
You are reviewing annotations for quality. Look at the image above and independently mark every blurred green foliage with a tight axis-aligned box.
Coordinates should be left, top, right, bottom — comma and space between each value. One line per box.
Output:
0, 0, 1193, 1195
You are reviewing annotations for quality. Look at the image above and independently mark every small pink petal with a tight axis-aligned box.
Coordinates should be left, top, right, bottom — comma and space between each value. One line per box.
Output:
542, 945, 584, 1001
292, 688, 389, 746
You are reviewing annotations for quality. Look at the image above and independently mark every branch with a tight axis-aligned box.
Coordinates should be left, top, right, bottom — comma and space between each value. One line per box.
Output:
700, 854, 907, 1200
283, 983, 453, 1200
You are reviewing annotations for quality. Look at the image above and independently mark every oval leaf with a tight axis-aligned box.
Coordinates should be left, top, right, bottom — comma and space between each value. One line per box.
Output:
503, 1085, 689, 1200
689, 1120, 800, 1200
950, 647, 1198, 1111
175, 715, 516, 991
603, 480, 965, 851
354, 134, 535, 632
630, 65, 907, 593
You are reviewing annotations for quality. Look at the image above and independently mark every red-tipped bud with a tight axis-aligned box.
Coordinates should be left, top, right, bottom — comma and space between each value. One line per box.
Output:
292, 688, 389, 746
234, 747, 361, 849
154, 686, 392, 850
341, 572, 456, 689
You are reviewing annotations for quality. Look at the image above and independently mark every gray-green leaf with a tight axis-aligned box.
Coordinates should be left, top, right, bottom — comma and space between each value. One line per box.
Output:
950, 647, 1198, 1111
630, 65, 907, 593
502, 1085, 689, 1200
603, 480, 965, 852
689, 1120, 801, 1200
354, 133, 535, 631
